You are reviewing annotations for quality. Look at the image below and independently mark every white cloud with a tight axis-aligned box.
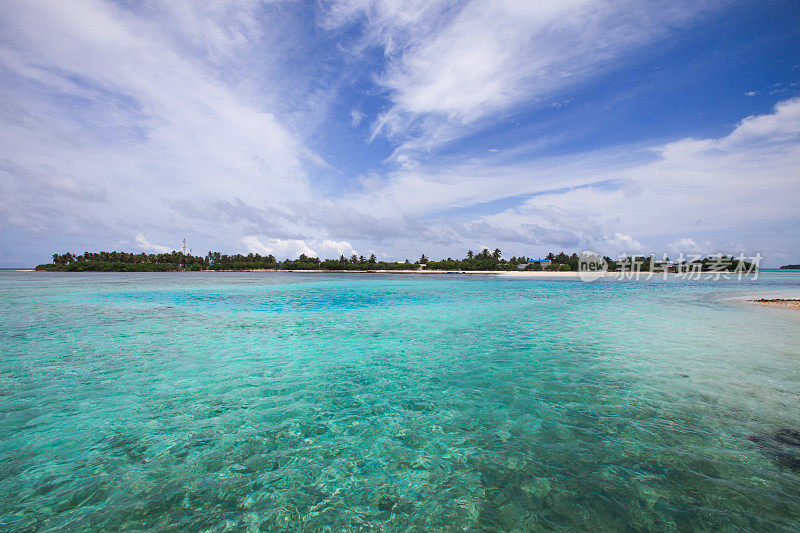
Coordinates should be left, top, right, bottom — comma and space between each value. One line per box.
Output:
241, 236, 315, 259
607, 233, 644, 254
503, 99, 800, 255
241, 236, 357, 259
336, 97, 800, 259
315, 239, 358, 258
350, 108, 365, 127
240, 235, 269, 255
134, 233, 174, 253
665, 238, 706, 256
325, 0, 718, 156
0, 0, 318, 249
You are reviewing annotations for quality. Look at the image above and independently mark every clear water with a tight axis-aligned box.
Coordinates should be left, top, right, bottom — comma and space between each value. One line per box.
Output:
1, 271, 799, 531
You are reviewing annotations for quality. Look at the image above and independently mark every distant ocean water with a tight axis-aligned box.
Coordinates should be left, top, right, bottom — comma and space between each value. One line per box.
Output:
1, 271, 799, 531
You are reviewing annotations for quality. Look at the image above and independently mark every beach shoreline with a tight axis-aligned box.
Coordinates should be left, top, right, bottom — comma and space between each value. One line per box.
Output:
748, 298, 800, 310
202, 269, 606, 278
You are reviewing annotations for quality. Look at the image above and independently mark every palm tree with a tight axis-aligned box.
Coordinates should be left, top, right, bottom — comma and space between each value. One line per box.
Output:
467, 250, 474, 260
420, 254, 429, 263
492, 248, 502, 260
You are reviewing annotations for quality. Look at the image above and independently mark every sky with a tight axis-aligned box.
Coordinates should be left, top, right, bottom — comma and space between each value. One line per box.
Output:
0, 0, 798, 267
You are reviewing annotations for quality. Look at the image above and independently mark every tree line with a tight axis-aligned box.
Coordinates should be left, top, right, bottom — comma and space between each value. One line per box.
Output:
36, 249, 752, 272
37, 249, 590, 272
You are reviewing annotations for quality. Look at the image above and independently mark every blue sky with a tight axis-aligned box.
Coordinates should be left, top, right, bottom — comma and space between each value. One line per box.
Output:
0, 0, 798, 266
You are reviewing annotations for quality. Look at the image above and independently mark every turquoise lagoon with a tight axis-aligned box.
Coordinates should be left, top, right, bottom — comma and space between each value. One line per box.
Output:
1, 271, 799, 531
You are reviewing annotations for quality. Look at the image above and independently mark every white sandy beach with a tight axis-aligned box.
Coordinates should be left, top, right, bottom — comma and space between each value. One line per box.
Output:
225, 269, 596, 277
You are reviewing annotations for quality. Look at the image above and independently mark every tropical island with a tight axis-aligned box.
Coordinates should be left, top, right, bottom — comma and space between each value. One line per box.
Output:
35, 250, 755, 273
36, 249, 575, 272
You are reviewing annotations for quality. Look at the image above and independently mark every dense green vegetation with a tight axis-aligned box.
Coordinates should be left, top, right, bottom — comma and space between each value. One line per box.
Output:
37, 249, 587, 272
35, 249, 753, 273
35, 262, 179, 272
780, 264, 800, 269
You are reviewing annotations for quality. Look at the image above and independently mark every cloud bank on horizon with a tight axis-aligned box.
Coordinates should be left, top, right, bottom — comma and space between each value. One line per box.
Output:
0, 0, 798, 266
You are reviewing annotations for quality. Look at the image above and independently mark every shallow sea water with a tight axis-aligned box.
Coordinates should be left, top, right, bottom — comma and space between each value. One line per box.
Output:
1, 271, 799, 531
